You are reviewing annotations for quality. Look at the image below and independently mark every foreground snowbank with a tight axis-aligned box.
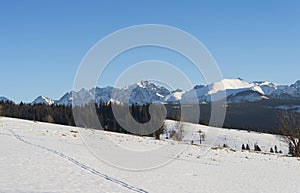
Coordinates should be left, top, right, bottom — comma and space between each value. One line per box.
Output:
0, 117, 299, 193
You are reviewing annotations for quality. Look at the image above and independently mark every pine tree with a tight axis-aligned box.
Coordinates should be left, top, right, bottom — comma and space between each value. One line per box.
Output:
254, 144, 261, 151
246, 144, 250, 150
242, 144, 246, 150
288, 142, 295, 156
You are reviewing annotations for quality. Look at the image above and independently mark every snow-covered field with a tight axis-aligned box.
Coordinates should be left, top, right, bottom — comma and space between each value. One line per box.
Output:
0, 117, 299, 193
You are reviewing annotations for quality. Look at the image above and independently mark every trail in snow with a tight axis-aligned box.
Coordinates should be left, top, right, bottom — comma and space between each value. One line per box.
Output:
8, 129, 148, 193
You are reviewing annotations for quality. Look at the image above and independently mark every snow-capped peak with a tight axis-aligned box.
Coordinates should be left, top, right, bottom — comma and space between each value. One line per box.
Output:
114, 80, 171, 105
291, 80, 300, 89
0, 96, 10, 102
136, 80, 161, 90
31, 96, 55, 105
208, 79, 263, 95
253, 81, 279, 87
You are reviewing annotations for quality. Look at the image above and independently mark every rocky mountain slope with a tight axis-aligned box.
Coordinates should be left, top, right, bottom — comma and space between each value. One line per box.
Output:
2, 79, 300, 106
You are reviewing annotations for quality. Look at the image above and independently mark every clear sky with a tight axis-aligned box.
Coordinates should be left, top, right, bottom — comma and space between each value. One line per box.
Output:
0, 0, 299, 103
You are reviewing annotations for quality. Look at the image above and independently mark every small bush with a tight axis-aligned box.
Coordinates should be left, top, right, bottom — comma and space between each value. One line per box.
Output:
170, 121, 184, 141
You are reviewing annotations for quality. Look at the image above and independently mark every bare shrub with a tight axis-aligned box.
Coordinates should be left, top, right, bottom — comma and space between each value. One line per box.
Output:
170, 121, 184, 141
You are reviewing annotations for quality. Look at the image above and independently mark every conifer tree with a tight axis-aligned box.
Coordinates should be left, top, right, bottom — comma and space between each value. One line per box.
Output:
246, 144, 250, 150
242, 144, 246, 150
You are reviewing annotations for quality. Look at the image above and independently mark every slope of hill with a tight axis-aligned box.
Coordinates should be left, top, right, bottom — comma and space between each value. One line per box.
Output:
0, 117, 299, 193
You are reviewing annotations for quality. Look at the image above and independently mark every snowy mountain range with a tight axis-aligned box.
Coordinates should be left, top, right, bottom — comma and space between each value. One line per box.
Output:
0, 96, 11, 102
1, 79, 300, 106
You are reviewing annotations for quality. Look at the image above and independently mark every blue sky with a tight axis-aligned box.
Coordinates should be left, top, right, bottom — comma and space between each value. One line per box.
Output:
0, 0, 299, 102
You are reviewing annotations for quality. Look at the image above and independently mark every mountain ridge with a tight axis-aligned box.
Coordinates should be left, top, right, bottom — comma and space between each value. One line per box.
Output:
2, 79, 300, 105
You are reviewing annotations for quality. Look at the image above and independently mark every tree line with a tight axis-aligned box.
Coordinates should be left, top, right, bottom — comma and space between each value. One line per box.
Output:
1, 100, 300, 156
0, 101, 166, 138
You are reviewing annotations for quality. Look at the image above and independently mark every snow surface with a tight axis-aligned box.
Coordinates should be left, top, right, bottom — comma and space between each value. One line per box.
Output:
208, 79, 264, 95
1, 117, 299, 193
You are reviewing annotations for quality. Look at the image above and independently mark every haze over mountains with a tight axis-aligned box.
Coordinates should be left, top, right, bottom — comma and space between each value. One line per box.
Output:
1, 79, 300, 106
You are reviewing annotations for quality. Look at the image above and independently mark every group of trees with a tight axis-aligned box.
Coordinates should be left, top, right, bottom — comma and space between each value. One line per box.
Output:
242, 144, 250, 151
279, 111, 300, 157
270, 145, 282, 154
72, 101, 165, 138
241, 143, 284, 153
0, 101, 74, 125
0, 101, 166, 138
241, 144, 260, 151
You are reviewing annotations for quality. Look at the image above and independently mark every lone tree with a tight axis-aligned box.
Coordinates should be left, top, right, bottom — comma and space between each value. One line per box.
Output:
246, 144, 250, 151
170, 121, 184, 141
278, 110, 300, 157
242, 144, 246, 150
274, 145, 278, 153
254, 144, 261, 152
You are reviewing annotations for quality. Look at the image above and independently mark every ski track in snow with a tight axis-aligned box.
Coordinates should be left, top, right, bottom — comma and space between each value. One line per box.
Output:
8, 129, 148, 193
